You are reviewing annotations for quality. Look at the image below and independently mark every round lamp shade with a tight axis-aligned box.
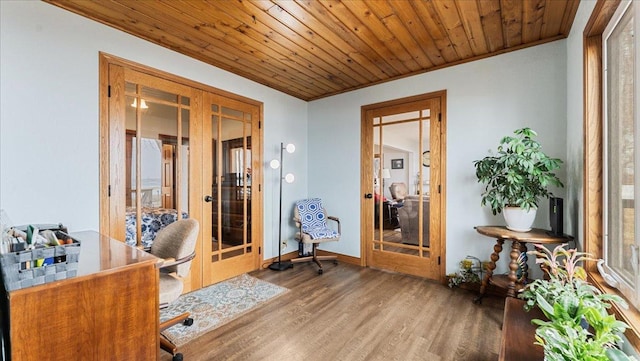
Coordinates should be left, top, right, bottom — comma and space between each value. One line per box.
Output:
284, 173, 295, 183
285, 144, 296, 153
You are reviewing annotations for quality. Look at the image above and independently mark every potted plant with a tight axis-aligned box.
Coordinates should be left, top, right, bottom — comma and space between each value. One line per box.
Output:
447, 256, 483, 289
474, 127, 564, 232
519, 244, 636, 361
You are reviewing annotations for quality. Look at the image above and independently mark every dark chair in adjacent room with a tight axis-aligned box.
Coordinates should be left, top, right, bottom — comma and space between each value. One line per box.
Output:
150, 218, 199, 361
290, 198, 341, 274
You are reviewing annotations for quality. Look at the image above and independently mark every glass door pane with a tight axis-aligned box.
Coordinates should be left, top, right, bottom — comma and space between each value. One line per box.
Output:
372, 112, 430, 257
124, 82, 190, 247
209, 102, 253, 262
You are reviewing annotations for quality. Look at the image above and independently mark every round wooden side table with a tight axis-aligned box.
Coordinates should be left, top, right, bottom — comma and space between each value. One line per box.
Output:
473, 225, 573, 303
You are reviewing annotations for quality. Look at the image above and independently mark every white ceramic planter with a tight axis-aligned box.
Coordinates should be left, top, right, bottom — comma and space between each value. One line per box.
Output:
503, 206, 537, 232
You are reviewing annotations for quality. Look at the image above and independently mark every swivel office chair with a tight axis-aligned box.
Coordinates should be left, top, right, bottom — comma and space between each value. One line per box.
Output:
290, 198, 340, 274
150, 218, 199, 361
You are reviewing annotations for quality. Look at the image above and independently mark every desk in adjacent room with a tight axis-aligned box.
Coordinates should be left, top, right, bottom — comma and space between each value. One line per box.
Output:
0, 231, 160, 361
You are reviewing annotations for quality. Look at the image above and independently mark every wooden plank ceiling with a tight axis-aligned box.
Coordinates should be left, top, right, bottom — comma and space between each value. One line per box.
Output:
44, 0, 580, 101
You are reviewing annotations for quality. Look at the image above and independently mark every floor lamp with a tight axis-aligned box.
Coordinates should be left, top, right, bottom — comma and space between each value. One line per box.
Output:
268, 142, 295, 271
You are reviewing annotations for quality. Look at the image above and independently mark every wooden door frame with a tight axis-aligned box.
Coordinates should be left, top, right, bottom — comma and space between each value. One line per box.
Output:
359, 90, 447, 282
98, 52, 264, 291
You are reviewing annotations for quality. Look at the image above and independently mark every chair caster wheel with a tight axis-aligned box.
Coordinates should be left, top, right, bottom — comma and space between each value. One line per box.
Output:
173, 353, 184, 361
183, 317, 194, 326
318, 269, 323, 275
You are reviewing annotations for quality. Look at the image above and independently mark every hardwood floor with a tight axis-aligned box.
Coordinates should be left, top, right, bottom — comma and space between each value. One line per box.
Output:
161, 263, 505, 361
375, 229, 424, 256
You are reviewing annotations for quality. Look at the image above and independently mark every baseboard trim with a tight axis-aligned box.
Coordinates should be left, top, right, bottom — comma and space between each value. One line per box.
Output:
263, 249, 361, 268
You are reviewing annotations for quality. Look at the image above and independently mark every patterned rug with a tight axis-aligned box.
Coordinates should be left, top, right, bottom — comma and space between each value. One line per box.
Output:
160, 273, 289, 346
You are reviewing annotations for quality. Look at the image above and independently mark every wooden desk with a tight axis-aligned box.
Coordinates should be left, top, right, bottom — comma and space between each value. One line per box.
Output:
500, 297, 545, 361
474, 226, 572, 302
0, 231, 160, 361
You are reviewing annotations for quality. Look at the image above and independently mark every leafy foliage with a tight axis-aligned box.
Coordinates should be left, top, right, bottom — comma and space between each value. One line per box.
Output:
518, 244, 635, 361
474, 128, 564, 215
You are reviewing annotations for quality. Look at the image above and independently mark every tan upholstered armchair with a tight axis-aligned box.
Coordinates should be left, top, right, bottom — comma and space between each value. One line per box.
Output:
388, 182, 408, 203
396, 195, 430, 247
150, 218, 199, 361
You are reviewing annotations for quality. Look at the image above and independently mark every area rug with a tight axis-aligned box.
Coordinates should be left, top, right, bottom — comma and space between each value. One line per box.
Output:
160, 273, 289, 346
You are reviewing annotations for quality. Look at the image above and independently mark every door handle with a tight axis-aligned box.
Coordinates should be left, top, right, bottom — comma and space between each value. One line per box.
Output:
364, 193, 373, 199
204, 195, 213, 202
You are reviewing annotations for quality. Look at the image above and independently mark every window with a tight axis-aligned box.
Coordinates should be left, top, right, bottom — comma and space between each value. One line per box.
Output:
603, 0, 640, 310
585, 0, 640, 350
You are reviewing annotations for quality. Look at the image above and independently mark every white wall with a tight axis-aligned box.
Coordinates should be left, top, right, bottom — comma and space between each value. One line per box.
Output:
0, 1, 308, 259
308, 41, 568, 274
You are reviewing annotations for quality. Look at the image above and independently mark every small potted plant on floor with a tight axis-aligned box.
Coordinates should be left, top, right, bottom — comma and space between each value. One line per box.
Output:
518, 244, 636, 361
447, 256, 483, 289
473, 127, 564, 232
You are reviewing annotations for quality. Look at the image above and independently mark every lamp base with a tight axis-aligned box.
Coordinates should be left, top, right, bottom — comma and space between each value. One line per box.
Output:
268, 260, 293, 271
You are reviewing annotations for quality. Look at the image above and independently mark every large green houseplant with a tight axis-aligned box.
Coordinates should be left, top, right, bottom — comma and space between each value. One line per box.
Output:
518, 244, 636, 361
473, 127, 564, 231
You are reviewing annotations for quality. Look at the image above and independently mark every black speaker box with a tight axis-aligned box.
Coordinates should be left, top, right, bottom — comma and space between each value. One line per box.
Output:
549, 197, 563, 235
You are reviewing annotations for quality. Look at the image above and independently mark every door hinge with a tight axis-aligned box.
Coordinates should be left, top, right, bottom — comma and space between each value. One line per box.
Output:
438, 256, 441, 265
438, 113, 441, 122
108, 185, 111, 197
259, 246, 261, 255
108, 85, 111, 98
259, 184, 261, 192
258, 121, 261, 129
438, 185, 441, 193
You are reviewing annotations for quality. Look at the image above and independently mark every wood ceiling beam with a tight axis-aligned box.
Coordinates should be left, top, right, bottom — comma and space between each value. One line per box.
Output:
411, 1, 460, 63
213, 0, 366, 88
288, 0, 398, 79
431, 0, 475, 59
540, 0, 568, 38
388, 1, 447, 67
155, 0, 339, 94
340, 0, 423, 72
521, 0, 546, 43
364, 0, 434, 69
319, 0, 410, 76
478, 0, 506, 53
456, 0, 490, 56
250, 0, 380, 84
500, 0, 524, 48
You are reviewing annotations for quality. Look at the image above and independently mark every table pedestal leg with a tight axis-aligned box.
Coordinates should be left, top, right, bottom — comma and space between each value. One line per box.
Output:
520, 243, 529, 284
474, 238, 504, 304
507, 240, 522, 298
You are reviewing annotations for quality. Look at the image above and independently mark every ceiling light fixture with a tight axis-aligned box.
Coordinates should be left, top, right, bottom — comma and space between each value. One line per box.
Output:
130, 98, 148, 109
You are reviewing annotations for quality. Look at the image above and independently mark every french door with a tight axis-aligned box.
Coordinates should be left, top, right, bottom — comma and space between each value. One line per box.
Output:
361, 91, 446, 281
202, 93, 262, 285
100, 54, 263, 291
